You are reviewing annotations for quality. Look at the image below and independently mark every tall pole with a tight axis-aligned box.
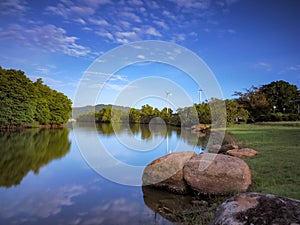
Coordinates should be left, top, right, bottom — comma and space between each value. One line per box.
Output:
199, 89, 204, 103
166, 92, 171, 113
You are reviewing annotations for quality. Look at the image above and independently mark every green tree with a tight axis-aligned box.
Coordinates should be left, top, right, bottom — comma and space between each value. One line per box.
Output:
34, 79, 51, 124
98, 106, 112, 123
129, 108, 141, 123
48, 90, 72, 124
140, 104, 154, 123
261, 80, 300, 113
177, 106, 199, 127
234, 86, 270, 120
194, 103, 211, 124
0, 67, 37, 126
225, 99, 249, 124
160, 107, 173, 123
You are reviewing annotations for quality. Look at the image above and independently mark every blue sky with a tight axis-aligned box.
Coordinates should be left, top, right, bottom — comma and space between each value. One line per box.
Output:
0, 0, 300, 108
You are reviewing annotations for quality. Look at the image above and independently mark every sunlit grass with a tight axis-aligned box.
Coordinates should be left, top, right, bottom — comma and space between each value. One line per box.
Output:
227, 123, 300, 199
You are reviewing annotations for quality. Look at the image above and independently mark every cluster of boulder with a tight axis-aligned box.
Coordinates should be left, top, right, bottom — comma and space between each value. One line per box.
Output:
207, 144, 258, 158
142, 151, 252, 195
142, 148, 300, 224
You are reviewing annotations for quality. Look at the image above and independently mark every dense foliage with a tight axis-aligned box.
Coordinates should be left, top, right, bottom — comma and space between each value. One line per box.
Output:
0, 67, 72, 127
235, 80, 300, 122
77, 80, 299, 126
77, 100, 248, 127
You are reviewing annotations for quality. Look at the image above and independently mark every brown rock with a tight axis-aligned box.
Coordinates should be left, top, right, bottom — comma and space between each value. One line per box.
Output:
227, 148, 258, 158
183, 153, 251, 195
206, 144, 222, 153
219, 144, 239, 154
142, 152, 196, 194
210, 192, 300, 225
191, 123, 210, 131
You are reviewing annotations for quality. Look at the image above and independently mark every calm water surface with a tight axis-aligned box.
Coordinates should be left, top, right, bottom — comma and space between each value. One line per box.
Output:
0, 123, 209, 225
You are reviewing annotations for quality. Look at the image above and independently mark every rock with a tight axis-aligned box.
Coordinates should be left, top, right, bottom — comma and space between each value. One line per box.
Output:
183, 153, 251, 195
210, 192, 300, 225
218, 144, 239, 154
227, 148, 258, 158
191, 124, 210, 132
142, 152, 196, 194
206, 144, 221, 153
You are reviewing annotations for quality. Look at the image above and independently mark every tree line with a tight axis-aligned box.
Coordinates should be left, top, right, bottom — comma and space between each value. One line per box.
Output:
0, 67, 72, 128
77, 80, 300, 126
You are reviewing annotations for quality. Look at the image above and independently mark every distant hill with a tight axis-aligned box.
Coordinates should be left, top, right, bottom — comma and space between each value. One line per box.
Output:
72, 104, 130, 118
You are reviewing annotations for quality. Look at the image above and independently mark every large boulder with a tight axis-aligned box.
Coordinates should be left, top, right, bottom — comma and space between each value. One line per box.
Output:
183, 153, 251, 195
210, 192, 300, 225
227, 148, 258, 158
142, 152, 196, 194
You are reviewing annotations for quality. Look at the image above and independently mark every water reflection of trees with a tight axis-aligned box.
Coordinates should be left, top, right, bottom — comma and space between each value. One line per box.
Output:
0, 129, 71, 187
76, 122, 210, 148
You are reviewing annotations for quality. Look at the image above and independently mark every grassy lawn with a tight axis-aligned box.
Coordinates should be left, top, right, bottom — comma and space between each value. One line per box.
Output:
227, 122, 300, 199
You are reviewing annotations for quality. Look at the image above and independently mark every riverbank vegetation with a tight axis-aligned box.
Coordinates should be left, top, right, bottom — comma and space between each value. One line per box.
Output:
0, 67, 72, 129
76, 80, 299, 126
227, 123, 300, 199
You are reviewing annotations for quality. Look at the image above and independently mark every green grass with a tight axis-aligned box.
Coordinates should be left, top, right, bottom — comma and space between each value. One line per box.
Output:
227, 123, 300, 199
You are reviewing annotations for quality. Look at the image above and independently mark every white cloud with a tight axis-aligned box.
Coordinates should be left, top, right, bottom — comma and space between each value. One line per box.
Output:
69, 6, 95, 16
136, 54, 145, 59
153, 20, 169, 29
120, 20, 132, 28
96, 31, 114, 40
116, 31, 136, 38
162, 10, 176, 21
129, 0, 143, 6
104, 83, 126, 91
255, 62, 272, 72
227, 28, 236, 34
146, 27, 162, 37
47, 0, 111, 18
0, 185, 86, 219
0, 0, 28, 15
279, 65, 300, 74
75, 18, 87, 25
110, 74, 128, 81
89, 18, 109, 26
121, 12, 142, 23
0, 24, 91, 57
287, 65, 300, 71
167, 0, 210, 9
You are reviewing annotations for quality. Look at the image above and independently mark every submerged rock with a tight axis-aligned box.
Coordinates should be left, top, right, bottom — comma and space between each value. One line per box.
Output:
142, 186, 222, 225
210, 192, 300, 225
183, 153, 251, 195
227, 148, 258, 158
142, 152, 196, 194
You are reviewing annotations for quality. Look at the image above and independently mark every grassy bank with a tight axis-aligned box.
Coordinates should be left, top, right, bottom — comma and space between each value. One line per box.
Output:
227, 123, 300, 199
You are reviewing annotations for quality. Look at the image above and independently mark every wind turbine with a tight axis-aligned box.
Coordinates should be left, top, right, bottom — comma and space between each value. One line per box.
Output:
198, 89, 205, 103
166, 91, 172, 113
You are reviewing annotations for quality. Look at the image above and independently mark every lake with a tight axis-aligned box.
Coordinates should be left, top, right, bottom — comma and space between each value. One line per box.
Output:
0, 123, 212, 225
